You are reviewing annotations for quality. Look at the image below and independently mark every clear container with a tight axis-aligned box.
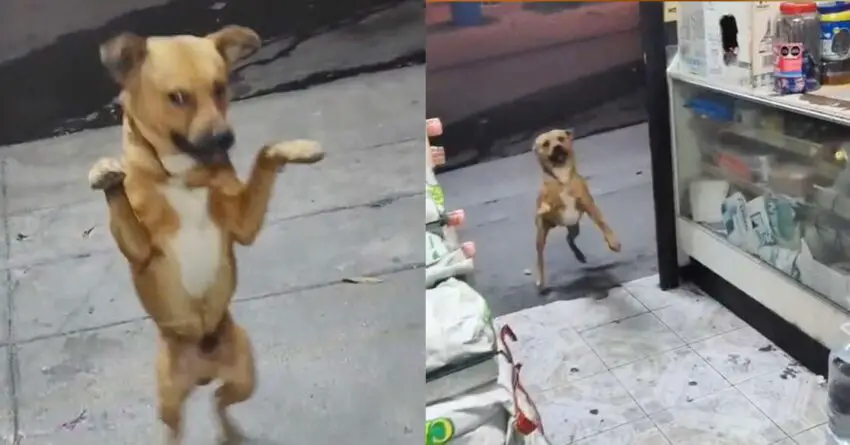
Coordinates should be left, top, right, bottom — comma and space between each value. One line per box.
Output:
828, 322, 850, 444
776, 2, 822, 91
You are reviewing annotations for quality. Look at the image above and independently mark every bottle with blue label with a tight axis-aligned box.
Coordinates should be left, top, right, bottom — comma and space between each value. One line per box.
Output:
819, 2, 850, 84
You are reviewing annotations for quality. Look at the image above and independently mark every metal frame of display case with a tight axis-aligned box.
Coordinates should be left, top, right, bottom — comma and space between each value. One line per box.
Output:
640, 2, 839, 376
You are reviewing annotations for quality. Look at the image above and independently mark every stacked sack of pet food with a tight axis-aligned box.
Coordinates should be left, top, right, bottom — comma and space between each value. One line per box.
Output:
425, 118, 552, 445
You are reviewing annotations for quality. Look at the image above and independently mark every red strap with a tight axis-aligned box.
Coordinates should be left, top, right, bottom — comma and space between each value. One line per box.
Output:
498, 324, 543, 436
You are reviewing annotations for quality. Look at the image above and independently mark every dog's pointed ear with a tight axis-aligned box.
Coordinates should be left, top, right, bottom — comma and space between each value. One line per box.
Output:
100, 33, 148, 85
207, 25, 260, 66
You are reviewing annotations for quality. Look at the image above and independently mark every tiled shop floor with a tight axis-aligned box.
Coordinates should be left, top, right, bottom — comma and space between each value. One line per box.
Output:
495, 274, 831, 445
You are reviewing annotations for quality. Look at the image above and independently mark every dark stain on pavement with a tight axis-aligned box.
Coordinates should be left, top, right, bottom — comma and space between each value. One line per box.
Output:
42, 334, 123, 383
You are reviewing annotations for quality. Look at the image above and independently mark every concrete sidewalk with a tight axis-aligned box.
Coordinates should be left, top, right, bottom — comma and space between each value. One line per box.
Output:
0, 67, 424, 444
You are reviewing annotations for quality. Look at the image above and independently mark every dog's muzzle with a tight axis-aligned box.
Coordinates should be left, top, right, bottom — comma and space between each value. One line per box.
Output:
549, 145, 568, 165
171, 130, 235, 164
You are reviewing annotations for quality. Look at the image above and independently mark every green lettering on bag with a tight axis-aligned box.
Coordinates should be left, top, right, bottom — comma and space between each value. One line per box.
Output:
425, 417, 455, 445
428, 184, 445, 208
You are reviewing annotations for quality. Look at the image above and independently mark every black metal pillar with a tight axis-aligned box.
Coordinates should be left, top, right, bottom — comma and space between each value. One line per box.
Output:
639, 2, 680, 290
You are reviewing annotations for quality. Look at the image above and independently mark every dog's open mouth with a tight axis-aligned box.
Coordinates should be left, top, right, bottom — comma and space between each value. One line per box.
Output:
192, 150, 231, 165
549, 146, 568, 165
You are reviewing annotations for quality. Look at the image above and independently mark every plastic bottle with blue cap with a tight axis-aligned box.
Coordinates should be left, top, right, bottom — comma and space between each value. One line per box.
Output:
828, 322, 850, 443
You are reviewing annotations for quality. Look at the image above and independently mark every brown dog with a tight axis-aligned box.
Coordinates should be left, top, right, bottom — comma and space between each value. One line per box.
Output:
534, 129, 620, 292
87, 26, 324, 444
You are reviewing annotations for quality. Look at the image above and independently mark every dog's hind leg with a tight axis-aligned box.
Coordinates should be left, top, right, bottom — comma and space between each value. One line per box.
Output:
574, 180, 621, 253
535, 218, 552, 293
566, 223, 587, 263
156, 337, 194, 445
224, 141, 324, 246
213, 316, 257, 444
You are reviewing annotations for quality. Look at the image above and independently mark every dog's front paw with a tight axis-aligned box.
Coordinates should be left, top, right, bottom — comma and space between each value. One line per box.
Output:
265, 139, 324, 165
605, 233, 621, 252
88, 157, 126, 190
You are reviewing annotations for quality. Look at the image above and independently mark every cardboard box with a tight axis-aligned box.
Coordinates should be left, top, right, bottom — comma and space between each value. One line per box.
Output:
677, 1, 779, 89
664, 2, 678, 23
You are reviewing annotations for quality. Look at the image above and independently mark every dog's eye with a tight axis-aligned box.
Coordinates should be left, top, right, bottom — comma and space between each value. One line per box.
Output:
557, 136, 565, 142
213, 82, 227, 101
541, 141, 550, 148
167, 91, 190, 106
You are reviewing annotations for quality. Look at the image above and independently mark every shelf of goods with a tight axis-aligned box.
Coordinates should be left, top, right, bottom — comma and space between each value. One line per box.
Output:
668, 53, 850, 350
425, 138, 551, 444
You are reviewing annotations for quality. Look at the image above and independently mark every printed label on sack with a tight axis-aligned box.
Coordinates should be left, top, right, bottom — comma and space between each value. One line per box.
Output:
426, 232, 451, 265
425, 417, 455, 445
428, 184, 445, 208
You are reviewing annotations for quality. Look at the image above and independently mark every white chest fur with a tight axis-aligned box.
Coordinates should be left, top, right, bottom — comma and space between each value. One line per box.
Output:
158, 180, 222, 298
560, 190, 582, 226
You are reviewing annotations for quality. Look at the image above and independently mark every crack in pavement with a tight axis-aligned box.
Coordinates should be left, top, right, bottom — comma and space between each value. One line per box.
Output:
1, 156, 21, 444
3, 261, 423, 349
0, 191, 424, 272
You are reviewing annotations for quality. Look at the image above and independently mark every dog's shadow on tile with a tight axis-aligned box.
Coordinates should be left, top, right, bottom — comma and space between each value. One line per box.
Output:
541, 261, 625, 300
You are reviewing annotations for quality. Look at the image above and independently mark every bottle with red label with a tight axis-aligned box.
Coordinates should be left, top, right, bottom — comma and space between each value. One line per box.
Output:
775, 2, 821, 94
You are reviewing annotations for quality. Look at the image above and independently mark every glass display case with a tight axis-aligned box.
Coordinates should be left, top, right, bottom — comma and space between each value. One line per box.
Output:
668, 65, 850, 347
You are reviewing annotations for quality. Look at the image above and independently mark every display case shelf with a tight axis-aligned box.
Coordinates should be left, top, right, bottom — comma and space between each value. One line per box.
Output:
668, 56, 850, 349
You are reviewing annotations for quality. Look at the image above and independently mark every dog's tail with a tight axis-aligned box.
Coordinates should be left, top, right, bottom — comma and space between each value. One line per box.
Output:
267, 139, 325, 164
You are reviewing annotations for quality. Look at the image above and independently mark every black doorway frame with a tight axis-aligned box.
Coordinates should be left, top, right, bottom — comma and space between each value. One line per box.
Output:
638, 2, 679, 291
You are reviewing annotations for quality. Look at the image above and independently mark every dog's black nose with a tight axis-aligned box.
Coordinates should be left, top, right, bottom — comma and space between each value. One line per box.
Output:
209, 130, 235, 151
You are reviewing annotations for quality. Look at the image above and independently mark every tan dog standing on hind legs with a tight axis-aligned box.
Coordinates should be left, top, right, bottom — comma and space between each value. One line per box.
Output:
87, 26, 324, 444
534, 129, 620, 293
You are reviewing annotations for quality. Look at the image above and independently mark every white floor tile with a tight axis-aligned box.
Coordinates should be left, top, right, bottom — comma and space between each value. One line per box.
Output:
654, 295, 747, 343
516, 325, 608, 394
690, 327, 794, 385
612, 347, 731, 415
537, 372, 645, 444
496, 300, 574, 335
557, 287, 649, 332
649, 388, 787, 445
573, 418, 671, 445
622, 274, 700, 311
737, 365, 828, 437
791, 423, 830, 445
581, 313, 685, 368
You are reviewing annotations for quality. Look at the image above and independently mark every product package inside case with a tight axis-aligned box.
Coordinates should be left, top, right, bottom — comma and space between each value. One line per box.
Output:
677, 1, 779, 89
425, 324, 553, 445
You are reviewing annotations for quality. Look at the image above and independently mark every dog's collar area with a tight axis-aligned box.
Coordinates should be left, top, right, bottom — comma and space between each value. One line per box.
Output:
126, 115, 174, 178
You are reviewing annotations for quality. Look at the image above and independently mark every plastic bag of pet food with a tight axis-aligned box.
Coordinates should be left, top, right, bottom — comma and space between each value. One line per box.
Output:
426, 232, 475, 288
426, 381, 511, 445
426, 278, 495, 372
424, 326, 552, 445
427, 193, 443, 225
